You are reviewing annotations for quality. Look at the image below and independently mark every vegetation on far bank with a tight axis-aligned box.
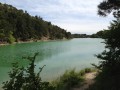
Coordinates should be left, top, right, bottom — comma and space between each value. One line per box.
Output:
0, 3, 72, 44
72, 30, 110, 38
72, 34, 91, 38
90, 30, 110, 38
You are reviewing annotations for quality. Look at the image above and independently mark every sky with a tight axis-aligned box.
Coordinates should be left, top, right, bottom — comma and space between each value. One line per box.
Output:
0, 0, 113, 34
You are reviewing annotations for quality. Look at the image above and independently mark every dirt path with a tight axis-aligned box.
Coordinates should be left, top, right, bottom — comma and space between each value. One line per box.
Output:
72, 72, 97, 90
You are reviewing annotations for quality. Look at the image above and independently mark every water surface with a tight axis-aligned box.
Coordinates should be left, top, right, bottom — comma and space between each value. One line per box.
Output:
0, 38, 104, 85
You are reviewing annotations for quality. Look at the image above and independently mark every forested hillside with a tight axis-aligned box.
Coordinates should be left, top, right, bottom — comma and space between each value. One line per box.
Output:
72, 34, 90, 38
0, 3, 72, 44
90, 30, 109, 38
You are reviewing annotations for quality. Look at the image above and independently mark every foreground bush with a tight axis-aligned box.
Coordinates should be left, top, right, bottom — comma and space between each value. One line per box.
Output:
52, 68, 94, 90
2, 53, 55, 90
2, 52, 95, 90
52, 69, 83, 90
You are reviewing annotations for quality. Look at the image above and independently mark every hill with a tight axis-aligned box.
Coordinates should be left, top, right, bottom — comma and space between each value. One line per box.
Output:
0, 3, 72, 44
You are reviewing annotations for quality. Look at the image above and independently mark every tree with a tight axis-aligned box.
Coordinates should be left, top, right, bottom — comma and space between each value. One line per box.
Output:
0, 30, 5, 42
90, 30, 110, 38
8, 31, 15, 44
97, 0, 120, 73
88, 1, 120, 89
98, 0, 120, 18
97, 20, 120, 70
0, 3, 72, 44
87, 1, 120, 90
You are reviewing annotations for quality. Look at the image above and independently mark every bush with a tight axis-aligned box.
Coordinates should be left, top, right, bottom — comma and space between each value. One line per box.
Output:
79, 69, 86, 76
8, 34, 15, 44
52, 68, 94, 90
8, 31, 16, 44
52, 69, 84, 90
84, 68, 92, 73
79, 68, 93, 76
2, 53, 55, 90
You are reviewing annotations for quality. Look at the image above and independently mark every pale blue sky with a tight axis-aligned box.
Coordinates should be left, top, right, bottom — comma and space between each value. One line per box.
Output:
0, 0, 113, 34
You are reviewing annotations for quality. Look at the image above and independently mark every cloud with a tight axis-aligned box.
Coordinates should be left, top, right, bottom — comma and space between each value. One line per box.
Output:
54, 18, 111, 34
0, 0, 113, 34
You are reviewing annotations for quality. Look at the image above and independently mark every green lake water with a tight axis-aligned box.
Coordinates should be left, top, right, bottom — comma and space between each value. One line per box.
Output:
0, 38, 104, 87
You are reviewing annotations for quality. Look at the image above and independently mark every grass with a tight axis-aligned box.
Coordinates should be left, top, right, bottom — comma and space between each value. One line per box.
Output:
51, 68, 96, 90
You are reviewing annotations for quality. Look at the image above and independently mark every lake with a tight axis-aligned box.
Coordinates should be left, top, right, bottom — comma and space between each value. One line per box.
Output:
0, 38, 104, 87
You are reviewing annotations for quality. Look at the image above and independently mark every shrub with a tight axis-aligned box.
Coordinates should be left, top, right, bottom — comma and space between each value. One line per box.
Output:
2, 53, 55, 90
52, 69, 84, 90
79, 69, 85, 76
8, 31, 16, 44
84, 68, 92, 73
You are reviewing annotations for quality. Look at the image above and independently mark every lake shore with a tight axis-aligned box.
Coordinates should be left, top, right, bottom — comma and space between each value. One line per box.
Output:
0, 38, 100, 46
0, 38, 104, 89
0, 37, 69, 46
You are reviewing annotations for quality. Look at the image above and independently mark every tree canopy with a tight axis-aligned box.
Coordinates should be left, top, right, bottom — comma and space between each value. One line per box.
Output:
0, 3, 72, 44
97, 0, 120, 74
98, 0, 120, 18
88, 0, 120, 90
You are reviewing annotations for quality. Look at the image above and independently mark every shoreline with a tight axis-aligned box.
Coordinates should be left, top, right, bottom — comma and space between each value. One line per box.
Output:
0, 38, 70, 46
0, 38, 101, 46
0, 40, 49, 46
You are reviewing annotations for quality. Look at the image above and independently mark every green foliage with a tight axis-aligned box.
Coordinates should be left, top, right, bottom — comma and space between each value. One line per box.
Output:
2, 54, 94, 90
78, 68, 93, 76
52, 69, 84, 90
96, 20, 120, 72
84, 68, 92, 73
88, 1, 120, 89
0, 3, 72, 43
2, 53, 55, 90
90, 30, 110, 38
98, 0, 120, 18
79, 69, 86, 76
8, 31, 15, 44
52, 68, 94, 90
72, 34, 90, 38
90, 21, 120, 90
